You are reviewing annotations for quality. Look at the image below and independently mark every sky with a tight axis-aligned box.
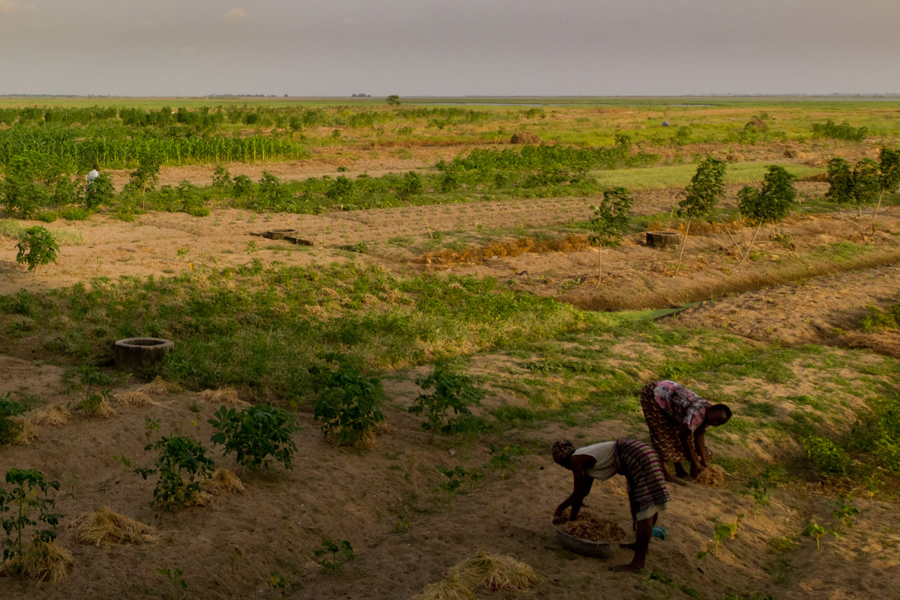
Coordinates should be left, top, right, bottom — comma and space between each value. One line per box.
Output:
1, 0, 899, 97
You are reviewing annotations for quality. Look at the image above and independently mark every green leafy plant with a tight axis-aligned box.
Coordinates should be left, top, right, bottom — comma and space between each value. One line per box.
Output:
802, 435, 850, 476
67, 365, 114, 417
313, 539, 354, 574
829, 495, 860, 531
209, 404, 300, 470
587, 186, 633, 285
851, 158, 881, 218
0, 468, 63, 574
436, 466, 466, 504
15, 226, 59, 272
314, 370, 385, 447
696, 514, 743, 559
136, 437, 215, 511
85, 173, 115, 209
736, 165, 796, 265
0, 393, 26, 446
675, 156, 726, 275
874, 147, 900, 221
409, 362, 484, 434
269, 572, 292, 598
826, 157, 854, 206
802, 521, 828, 550
156, 566, 189, 600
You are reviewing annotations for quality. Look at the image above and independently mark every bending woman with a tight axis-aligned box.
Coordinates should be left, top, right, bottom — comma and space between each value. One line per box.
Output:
552, 439, 670, 572
640, 380, 731, 483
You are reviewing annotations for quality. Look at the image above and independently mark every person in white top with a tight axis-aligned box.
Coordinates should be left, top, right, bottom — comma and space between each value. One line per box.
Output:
552, 439, 670, 572
87, 164, 100, 186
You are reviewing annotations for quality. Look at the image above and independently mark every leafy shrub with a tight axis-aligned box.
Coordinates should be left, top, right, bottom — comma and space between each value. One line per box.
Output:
136, 437, 215, 511
812, 120, 867, 141
0, 393, 26, 446
211, 165, 232, 188
60, 207, 91, 221
826, 157, 853, 205
209, 405, 300, 470
15, 226, 59, 272
802, 436, 850, 476
85, 173, 115, 209
232, 175, 254, 197
409, 362, 484, 434
314, 370, 385, 447
314, 539, 354, 574
0, 468, 63, 574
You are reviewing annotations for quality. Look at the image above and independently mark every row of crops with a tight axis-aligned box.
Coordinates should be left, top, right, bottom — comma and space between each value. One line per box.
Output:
0, 105, 509, 131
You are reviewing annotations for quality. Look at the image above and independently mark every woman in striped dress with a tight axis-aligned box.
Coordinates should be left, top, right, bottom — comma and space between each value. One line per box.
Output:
640, 381, 732, 483
552, 439, 670, 572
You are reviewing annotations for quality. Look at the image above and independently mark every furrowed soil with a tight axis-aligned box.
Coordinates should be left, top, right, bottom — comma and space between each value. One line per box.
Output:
2, 174, 900, 599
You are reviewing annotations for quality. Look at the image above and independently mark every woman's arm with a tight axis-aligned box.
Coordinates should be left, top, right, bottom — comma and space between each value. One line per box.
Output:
679, 423, 703, 477
694, 428, 709, 467
554, 455, 594, 522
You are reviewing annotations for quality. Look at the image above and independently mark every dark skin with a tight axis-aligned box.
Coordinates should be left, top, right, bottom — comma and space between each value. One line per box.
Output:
661, 407, 730, 485
552, 453, 656, 572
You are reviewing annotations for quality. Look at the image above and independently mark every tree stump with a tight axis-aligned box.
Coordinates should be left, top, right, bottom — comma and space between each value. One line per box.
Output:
646, 231, 682, 249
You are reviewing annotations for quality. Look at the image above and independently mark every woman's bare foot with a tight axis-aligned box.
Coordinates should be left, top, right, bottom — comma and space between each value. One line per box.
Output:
664, 474, 688, 486
619, 542, 638, 551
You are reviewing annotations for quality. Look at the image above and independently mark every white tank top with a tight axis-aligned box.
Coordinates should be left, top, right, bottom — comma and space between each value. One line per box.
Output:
573, 441, 617, 481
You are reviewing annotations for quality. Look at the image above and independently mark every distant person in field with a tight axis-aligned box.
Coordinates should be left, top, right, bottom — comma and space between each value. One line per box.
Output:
639, 381, 731, 484
87, 164, 100, 187
552, 439, 669, 572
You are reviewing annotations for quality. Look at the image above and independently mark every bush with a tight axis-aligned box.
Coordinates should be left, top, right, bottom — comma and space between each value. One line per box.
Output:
0, 393, 26, 446
15, 226, 59, 272
0, 468, 63, 575
802, 436, 850, 476
136, 437, 215, 511
409, 362, 484, 434
314, 370, 385, 447
209, 405, 300, 470
85, 173, 115, 209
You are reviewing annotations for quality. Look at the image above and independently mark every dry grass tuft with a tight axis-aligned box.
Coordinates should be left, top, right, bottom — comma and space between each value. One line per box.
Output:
198, 388, 249, 408
30, 405, 70, 427
68, 506, 157, 547
415, 551, 537, 600
419, 235, 591, 266
0, 541, 74, 583
201, 470, 245, 496
79, 400, 116, 419
137, 376, 182, 395
9, 416, 39, 445
696, 464, 727, 487
113, 391, 157, 407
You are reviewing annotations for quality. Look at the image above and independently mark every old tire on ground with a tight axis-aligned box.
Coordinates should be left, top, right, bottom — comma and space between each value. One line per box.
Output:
646, 231, 682, 249
114, 338, 174, 375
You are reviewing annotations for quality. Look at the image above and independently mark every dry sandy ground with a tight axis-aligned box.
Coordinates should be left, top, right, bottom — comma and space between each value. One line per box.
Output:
0, 350, 898, 600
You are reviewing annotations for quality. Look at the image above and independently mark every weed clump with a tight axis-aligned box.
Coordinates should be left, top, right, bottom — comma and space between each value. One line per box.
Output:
113, 391, 157, 407
199, 388, 249, 408
0, 540, 73, 583
200, 469, 245, 496
138, 376, 182, 396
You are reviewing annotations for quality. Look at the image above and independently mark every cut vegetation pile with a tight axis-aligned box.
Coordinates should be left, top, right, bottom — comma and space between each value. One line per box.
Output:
415, 551, 538, 600
0, 541, 73, 583
419, 235, 592, 266
68, 507, 157, 547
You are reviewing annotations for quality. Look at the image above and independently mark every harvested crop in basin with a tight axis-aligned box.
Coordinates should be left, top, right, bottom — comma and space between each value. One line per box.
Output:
113, 391, 157, 407
68, 506, 157, 547
560, 509, 626, 542
137, 376, 181, 395
30, 405, 70, 427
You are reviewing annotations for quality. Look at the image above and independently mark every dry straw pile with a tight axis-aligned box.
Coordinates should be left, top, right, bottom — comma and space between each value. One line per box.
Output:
695, 464, 727, 487
198, 388, 249, 408
201, 469, 245, 496
415, 551, 538, 600
8, 416, 39, 445
0, 541, 74, 583
419, 235, 591, 266
68, 506, 157, 547
30, 405, 70, 427
113, 391, 157, 407
137, 376, 182, 395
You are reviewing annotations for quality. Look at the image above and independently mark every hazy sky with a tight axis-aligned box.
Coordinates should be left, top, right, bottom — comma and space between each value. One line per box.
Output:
1, 0, 899, 97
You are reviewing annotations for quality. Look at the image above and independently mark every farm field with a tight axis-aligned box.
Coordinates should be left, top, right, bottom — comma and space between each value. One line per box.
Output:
1, 97, 900, 600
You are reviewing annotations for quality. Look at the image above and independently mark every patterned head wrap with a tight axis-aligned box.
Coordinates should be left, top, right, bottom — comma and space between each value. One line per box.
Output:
552, 440, 576, 464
